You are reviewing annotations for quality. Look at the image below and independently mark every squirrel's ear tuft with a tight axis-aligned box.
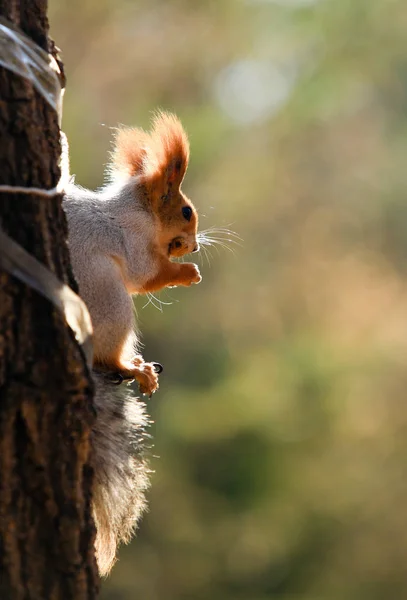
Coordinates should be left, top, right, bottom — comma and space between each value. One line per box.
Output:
110, 127, 149, 181
147, 111, 190, 188
109, 113, 189, 187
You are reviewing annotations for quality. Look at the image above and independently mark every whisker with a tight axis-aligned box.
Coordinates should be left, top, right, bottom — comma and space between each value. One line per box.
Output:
142, 291, 174, 312
142, 293, 153, 310
198, 234, 241, 252
142, 292, 162, 312
196, 224, 242, 266
153, 292, 174, 307
198, 229, 242, 244
199, 235, 243, 246
200, 235, 242, 247
210, 240, 236, 255
207, 229, 242, 241
142, 292, 156, 310
206, 245, 215, 263
199, 226, 243, 241
201, 243, 212, 267
160, 289, 180, 304
208, 242, 221, 257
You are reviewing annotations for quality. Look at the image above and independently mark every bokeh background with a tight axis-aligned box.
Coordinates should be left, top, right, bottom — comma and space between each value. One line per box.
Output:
50, 0, 407, 598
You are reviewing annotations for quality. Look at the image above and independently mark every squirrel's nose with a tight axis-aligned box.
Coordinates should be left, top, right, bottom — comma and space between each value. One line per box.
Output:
193, 243, 199, 253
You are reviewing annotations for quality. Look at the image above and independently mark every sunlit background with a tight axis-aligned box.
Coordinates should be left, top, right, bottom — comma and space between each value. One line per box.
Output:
50, 0, 407, 598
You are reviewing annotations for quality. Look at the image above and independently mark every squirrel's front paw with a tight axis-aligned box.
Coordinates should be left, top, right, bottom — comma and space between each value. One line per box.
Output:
132, 361, 159, 396
179, 263, 202, 286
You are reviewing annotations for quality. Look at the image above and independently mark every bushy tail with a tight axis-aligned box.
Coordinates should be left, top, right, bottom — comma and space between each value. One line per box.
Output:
91, 374, 151, 576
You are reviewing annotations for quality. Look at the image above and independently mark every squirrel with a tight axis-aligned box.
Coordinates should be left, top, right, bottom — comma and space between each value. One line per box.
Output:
63, 112, 201, 575
64, 112, 201, 396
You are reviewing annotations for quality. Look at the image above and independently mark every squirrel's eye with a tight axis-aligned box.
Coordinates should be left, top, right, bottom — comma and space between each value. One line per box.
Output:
182, 206, 192, 221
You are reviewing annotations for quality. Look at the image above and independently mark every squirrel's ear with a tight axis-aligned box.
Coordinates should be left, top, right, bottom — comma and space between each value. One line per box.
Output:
147, 112, 190, 189
110, 127, 149, 181
109, 113, 189, 190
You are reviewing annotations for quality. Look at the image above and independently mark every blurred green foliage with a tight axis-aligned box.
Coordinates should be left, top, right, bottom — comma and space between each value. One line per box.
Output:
50, 0, 407, 597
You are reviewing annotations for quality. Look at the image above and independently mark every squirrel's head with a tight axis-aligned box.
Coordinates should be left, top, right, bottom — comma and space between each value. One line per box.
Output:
110, 112, 199, 258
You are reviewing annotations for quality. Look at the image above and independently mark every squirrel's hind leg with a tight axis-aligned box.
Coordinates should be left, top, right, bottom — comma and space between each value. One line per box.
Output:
85, 260, 160, 395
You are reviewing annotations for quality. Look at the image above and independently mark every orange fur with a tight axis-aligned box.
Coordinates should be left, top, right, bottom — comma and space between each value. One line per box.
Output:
112, 112, 189, 184
111, 128, 149, 178
142, 258, 201, 293
112, 112, 199, 271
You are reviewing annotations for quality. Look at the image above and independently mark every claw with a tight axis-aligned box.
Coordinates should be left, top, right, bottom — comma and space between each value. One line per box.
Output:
152, 362, 164, 374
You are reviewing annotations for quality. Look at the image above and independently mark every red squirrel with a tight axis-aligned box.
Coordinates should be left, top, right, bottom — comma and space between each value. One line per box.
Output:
64, 112, 201, 395
63, 112, 202, 575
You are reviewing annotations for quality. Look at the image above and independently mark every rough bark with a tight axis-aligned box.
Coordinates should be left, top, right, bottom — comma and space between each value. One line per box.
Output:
0, 1, 98, 598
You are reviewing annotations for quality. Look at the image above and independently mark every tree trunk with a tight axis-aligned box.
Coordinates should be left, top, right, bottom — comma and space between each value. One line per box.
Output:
0, 1, 98, 598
